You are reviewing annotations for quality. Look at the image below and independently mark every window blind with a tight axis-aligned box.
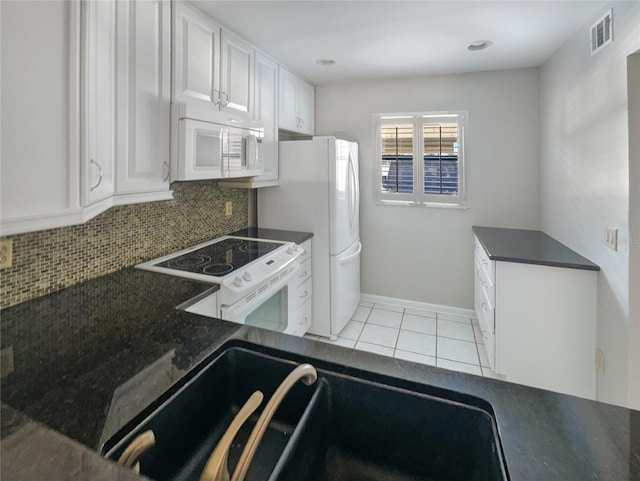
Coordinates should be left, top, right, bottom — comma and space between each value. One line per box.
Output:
423, 123, 459, 195
380, 123, 414, 194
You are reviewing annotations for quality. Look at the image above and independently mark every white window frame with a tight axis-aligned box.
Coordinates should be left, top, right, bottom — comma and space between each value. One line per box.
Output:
374, 111, 468, 209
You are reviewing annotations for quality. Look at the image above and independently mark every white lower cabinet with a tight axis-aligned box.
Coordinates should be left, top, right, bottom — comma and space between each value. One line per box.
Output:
295, 239, 313, 336
474, 236, 598, 400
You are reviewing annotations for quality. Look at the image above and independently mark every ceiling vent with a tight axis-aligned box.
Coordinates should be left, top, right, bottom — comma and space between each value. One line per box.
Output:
590, 9, 613, 55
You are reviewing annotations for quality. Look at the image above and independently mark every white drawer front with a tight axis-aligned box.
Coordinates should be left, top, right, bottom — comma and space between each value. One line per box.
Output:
296, 297, 312, 335
474, 237, 495, 282
297, 258, 312, 286
475, 258, 495, 307
479, 319, 496, 371
298, 238, 312, 263
298, 276, 312, 305
476, 281, 495, 335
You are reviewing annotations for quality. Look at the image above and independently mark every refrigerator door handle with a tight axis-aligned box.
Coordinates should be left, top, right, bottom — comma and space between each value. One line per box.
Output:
338, 241, 362, 265
348, 154, 358, 230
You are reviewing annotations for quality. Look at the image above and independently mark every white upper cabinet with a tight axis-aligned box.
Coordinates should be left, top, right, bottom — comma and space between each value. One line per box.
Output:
173, 2, 253, 118
173, 1, 221, 107
1, 1, 81, 235
278, 67, 314, 135
114, 0, 172, 201
220, 30, 253, 116
297, 79, 315, 135
80, 0, 116, 206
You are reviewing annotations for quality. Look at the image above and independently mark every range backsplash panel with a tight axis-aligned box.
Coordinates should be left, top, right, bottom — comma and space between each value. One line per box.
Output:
0, 182, 248, 309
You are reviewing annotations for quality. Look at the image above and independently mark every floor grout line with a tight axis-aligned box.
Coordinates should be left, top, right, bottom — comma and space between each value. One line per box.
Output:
349, 303, 486, 374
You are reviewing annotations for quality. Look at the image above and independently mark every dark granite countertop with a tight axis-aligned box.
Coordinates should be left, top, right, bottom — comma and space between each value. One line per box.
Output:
1, 267, 637, 480
230, 227, 313, 245
472, 226, 600, 271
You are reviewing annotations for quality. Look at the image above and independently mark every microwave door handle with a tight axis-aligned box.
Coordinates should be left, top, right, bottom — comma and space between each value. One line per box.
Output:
251, 136, 259, 168
241, 137, 247, 167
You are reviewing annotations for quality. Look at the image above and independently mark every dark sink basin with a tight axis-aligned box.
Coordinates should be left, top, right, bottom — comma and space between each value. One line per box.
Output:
272, 374, 507, 481
102, 348, 318, 481
103, 343, 507, 481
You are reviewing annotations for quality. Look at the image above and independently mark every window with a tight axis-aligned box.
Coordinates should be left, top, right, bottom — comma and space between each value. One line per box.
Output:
374, 112, 467, 208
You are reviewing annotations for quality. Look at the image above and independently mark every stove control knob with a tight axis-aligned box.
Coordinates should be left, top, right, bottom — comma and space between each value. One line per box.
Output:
287, 245, 299, 255
233, 276, 244, 287
243, 272, 253, 282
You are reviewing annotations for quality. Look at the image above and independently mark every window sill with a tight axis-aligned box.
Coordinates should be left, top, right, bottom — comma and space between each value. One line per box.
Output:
375, 199, 470, 210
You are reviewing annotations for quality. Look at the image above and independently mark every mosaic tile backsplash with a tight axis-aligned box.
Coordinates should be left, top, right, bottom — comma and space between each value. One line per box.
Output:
0, 181, 248, 309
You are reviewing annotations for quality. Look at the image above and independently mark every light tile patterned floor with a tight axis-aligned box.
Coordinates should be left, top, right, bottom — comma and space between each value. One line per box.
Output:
304, 300, 498, 378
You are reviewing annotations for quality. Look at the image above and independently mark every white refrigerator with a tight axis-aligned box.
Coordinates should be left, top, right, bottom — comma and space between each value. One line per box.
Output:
258, 137, 361, 338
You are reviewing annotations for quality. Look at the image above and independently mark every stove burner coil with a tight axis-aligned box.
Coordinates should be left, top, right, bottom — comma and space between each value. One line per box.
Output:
238, 242, 279, 254
168, 255, 211, 268
202, 263, 234, 276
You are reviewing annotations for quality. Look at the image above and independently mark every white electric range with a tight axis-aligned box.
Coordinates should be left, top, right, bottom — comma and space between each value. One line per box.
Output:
136, 236, 304, 335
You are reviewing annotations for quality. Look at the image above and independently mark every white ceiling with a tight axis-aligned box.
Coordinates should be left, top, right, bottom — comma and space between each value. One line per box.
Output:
193, 0, 611, 84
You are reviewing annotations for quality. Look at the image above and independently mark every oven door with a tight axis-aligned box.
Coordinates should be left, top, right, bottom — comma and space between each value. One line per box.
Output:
220, 271, 299, 335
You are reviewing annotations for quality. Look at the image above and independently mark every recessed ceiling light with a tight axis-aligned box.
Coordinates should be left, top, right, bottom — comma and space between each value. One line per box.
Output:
316, 58, 336, 66
466, 40, 493, 51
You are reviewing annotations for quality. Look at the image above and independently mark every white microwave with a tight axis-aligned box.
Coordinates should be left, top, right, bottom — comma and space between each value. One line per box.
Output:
171, 104, 264, 181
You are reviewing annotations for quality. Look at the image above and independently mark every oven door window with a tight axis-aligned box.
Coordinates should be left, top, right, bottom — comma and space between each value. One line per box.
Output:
244, 289, 288, 332
220, 275, 298, 335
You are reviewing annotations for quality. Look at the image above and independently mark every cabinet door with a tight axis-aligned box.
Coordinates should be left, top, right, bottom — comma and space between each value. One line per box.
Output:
220, 30, 253, 117
81, 0, 116, 205
297, 79, 315, 135
115, 0, 171, 195
253, 52, 279, 183
0, 0, 77, 230
278, 67, 299, 132
173, 2, 221, 106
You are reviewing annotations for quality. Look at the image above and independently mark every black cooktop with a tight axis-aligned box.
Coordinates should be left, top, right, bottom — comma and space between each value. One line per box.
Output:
155, 237, 282, 277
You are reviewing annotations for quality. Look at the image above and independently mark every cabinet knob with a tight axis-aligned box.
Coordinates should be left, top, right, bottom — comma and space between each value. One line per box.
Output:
163, 161, 170, 182
90, 159, 103, 191
476, 269, 489, 287
220, 91, 230, 108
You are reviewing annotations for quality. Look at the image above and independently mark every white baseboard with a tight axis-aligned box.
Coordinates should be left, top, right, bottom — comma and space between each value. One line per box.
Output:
359, 293, 477, 319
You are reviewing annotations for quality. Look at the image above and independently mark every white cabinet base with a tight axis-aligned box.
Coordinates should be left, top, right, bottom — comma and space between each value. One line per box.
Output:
494, 261, 597, 399
474, 236, 598, 400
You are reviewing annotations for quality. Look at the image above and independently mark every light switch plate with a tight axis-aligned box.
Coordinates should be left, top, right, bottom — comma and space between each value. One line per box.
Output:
604, 226, 618, 251
225, 201, 233, 217
0, 239, 13, 268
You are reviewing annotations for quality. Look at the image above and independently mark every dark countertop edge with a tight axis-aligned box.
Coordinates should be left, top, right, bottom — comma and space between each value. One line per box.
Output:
230, 227, 313, 244
472, 226, 600, 271
487, 255, 601, 271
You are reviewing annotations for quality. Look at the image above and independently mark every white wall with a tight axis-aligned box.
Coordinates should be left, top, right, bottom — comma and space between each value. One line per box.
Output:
540, 1, 640, 407
628, 52, 640, 410
315, 68, 541, 309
